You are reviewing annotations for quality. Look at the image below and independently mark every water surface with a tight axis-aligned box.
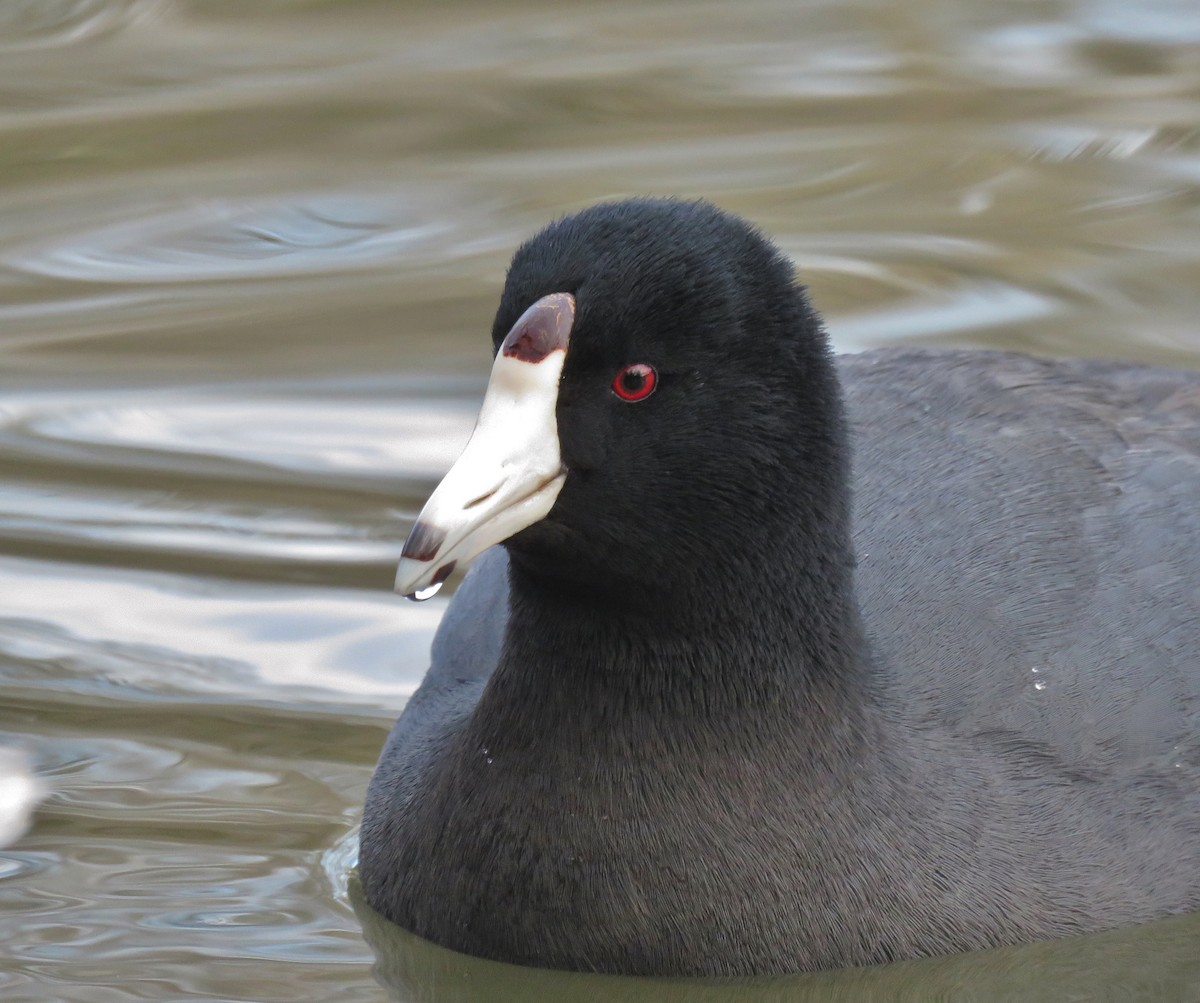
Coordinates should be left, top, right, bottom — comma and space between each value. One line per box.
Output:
1, 1, 1198, 1000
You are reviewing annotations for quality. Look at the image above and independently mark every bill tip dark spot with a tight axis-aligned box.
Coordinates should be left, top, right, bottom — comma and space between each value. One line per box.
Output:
401, 520, 446, 562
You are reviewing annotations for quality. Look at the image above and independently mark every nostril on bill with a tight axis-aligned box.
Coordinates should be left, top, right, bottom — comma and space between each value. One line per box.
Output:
464, 485, 501, 511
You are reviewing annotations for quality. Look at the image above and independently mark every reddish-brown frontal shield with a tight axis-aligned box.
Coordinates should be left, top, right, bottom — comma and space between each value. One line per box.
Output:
500, 293, 576, 363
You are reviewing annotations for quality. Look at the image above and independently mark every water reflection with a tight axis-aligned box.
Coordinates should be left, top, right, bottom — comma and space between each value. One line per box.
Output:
0, 0, 149, 52
354, 880, 1200, 1003
10, 196, 451, 283
0, 556, 435, 701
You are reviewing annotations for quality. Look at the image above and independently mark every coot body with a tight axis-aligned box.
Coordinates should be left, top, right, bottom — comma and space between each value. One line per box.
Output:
360, 199, 1200, 976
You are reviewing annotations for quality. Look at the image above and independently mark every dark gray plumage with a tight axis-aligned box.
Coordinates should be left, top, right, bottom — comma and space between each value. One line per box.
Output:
361, 199, 1200, 976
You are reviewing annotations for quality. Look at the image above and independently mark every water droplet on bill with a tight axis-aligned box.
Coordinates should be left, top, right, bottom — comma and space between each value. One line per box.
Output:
406, 581, 443, 602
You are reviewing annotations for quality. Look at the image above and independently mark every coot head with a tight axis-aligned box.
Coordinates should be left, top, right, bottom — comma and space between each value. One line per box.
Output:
396, 199, 849, 614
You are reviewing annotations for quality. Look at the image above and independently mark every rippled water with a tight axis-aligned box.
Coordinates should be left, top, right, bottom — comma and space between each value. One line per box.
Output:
1, 1, 1198, 1000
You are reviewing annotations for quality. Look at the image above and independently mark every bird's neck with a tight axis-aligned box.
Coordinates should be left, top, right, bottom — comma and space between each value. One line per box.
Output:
459, 550, 875, 766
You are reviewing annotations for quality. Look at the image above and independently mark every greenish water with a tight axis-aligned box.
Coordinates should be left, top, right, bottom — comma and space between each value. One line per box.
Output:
0, 1, 1198, 1000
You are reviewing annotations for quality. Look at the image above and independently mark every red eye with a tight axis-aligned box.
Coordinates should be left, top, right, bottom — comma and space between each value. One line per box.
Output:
612, 363, 657, 402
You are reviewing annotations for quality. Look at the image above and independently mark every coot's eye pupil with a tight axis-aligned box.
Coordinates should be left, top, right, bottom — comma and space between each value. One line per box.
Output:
612, 363, 657, 401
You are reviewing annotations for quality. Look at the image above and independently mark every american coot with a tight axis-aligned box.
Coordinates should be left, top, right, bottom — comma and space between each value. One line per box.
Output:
360, 198, 1200, 977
